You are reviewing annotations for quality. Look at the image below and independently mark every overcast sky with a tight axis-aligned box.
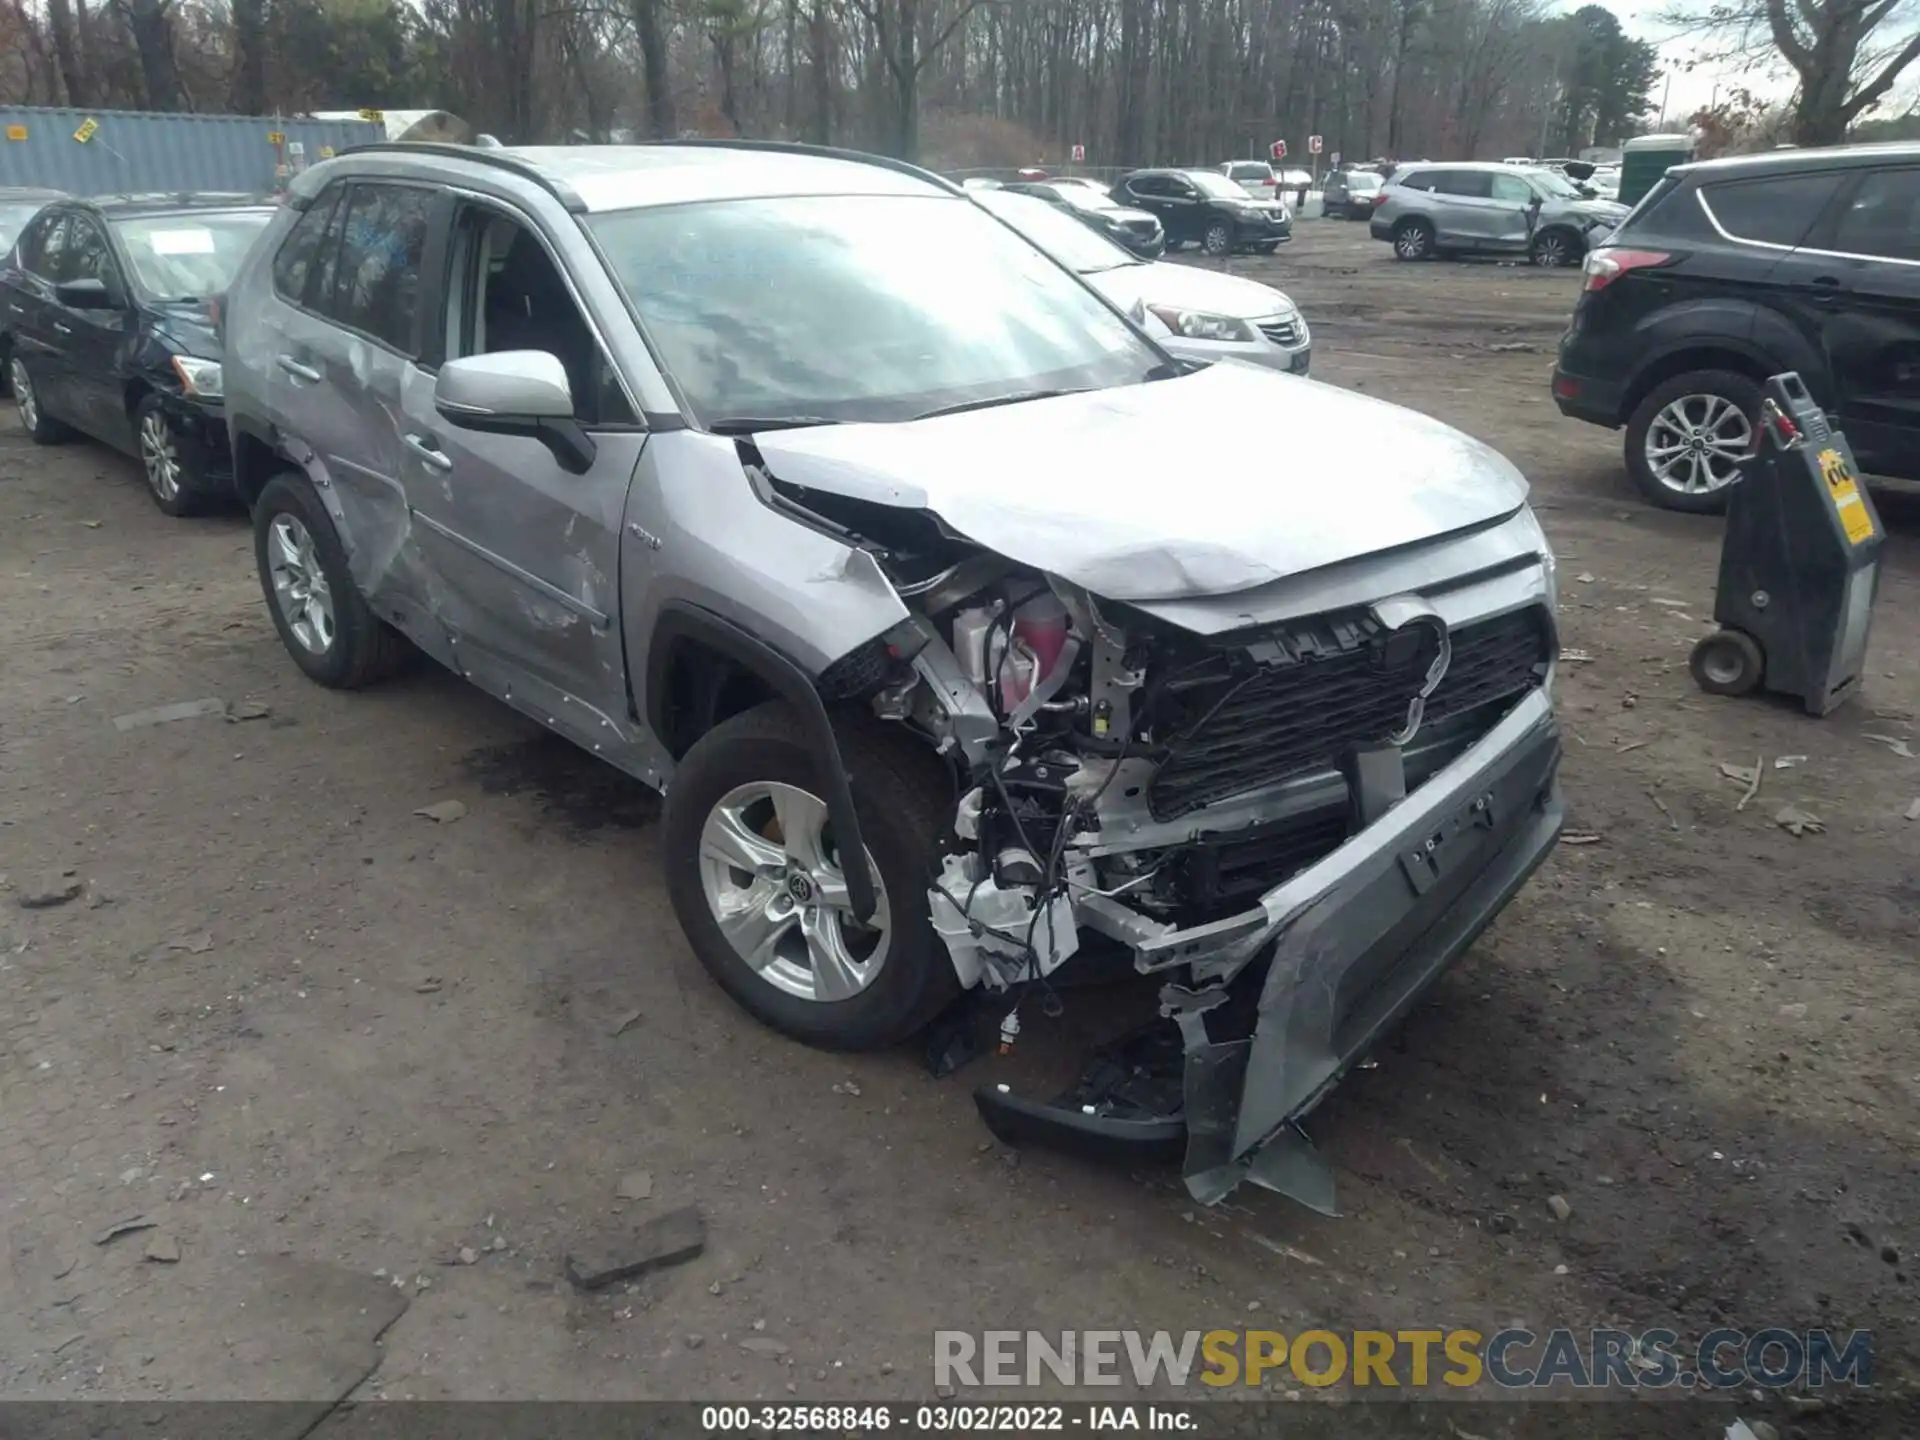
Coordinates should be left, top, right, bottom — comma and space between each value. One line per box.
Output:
1614, 3, 1797, 125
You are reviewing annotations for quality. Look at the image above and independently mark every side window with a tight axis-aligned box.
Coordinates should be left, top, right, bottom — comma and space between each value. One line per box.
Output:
1128, 176, 1168, 199
1490, 173, 1534, 204
65, 217, 120, 289
447, 210, 636, 428
1701, 173, 1842, 248
33, 214, 73, 280
1435, 171, 1493, 199
1395, 172, 1435, 193
328, 183, 435, 354
272, 186, 343, 306
1831, 168, 1920, 263
15, 212, 53, 272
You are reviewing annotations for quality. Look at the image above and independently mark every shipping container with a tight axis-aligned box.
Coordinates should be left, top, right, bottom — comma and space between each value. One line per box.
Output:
0, 106, 384, 197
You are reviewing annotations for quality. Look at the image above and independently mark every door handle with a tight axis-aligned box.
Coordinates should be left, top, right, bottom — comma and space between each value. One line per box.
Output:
404, 433, 454, 472
276, 354, 321, 383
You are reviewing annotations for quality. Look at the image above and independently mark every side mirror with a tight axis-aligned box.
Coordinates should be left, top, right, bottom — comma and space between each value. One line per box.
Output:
55, 277, 116, 310
434, 351, 597, 475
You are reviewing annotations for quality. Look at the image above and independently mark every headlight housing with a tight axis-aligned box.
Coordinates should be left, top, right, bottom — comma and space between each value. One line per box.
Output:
1145, 305, 1258, 343
170, 355, 224, 399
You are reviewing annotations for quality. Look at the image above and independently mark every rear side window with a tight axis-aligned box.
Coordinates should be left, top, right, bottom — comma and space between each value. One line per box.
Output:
1831, 168, 1920, 262
1395, 171, 1436, 193
1700, 173, 1843, 248
27, 214, 71, 279
273, 186, 342, 306
325, 183, 435, 355
1433, 171, 1494, 199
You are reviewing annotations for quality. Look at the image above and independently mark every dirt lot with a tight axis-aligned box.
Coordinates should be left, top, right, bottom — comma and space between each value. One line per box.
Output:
2, 220, 1916, 1431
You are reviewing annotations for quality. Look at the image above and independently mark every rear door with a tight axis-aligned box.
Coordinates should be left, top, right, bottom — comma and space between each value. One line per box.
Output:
1797, 165, 1920, 478
11, 210, 76, 419
1427, 169, 1497, 247
57, 212, 137, 447
263, 178, 447, 633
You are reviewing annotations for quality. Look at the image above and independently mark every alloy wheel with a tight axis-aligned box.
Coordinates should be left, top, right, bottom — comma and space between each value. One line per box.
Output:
1532, 232, 1571, 267
11, 359, 37, 432
1395, 224, 1430, 259
267, 513, 336, 654
697, 781, 890, 1004
139, 410, 182, 504
1203, 223, 1231, 255
1645, 393, 1752, 497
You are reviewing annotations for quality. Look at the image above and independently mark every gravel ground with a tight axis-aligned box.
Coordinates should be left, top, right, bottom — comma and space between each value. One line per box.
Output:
1, 220, 1915, 1433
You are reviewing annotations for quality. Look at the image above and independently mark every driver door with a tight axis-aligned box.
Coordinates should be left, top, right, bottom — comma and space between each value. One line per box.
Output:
1488, 172, 1541, 253
396, 201, 648, 753
56, 213, 136, 446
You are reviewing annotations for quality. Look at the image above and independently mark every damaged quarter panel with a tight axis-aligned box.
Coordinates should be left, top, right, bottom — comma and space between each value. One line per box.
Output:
618, 428, 912, 764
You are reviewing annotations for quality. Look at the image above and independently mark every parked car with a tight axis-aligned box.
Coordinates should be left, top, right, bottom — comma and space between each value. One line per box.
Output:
1323, 168, 1384, 220
1552, 142, 1920, 512
1003, 180, 1165, 258
2, 193, 277, 515
1114, 168, 1292, 254
220, 139, 1562, 1209
1219, 160, 1279, 201
0, 186, 67, 398
973, 188, 1309, 373
1371, 161, 1628, 266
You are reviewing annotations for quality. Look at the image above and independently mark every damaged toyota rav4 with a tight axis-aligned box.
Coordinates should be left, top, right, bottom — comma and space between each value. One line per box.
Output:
223, 140, 1565, 1210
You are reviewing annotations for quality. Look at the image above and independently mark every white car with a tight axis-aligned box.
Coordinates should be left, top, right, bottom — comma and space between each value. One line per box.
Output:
974, 187, 1311, 374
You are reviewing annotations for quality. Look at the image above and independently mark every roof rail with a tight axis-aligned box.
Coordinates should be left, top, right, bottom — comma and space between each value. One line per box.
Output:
630, 138, 963, 194
335, 141, 588, 212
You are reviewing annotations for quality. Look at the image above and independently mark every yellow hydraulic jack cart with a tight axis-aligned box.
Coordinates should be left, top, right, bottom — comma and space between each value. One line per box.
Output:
1689, 373, 1884, 716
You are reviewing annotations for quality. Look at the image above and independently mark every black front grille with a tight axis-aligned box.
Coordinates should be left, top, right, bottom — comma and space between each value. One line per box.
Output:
1257, 316, 1303, 346
1177, 811, 1351, 914
1145, 606, 1551, 821
1125, 219, 1161, 238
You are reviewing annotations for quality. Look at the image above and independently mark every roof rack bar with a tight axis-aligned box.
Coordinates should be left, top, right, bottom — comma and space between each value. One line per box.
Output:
335, 141, 589, 212
627, 138, 963, 195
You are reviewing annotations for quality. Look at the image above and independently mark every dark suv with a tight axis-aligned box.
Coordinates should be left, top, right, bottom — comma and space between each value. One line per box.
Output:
1552, 143, 1920, 512
1112, 169, 1291, 255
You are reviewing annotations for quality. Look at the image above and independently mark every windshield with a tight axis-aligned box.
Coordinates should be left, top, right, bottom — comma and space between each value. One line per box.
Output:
589, 194, 1162, 427
1188, 171, 1252, 200
1527, 169, 1583, 200
1, 202, 52, 257
976, 190, 1139, 274
112, 210, 274, 299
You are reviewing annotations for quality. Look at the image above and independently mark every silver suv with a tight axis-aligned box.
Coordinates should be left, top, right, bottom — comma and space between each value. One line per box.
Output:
1371, 161, 1628, 267
222, 141, 1565, 1208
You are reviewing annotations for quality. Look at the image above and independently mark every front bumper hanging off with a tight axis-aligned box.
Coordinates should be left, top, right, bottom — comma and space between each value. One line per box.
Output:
974, 690, 1564, 1210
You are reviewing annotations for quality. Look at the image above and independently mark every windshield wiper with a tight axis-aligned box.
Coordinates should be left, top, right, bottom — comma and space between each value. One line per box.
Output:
913, 388, 1086, 421
706, 415, 845, 435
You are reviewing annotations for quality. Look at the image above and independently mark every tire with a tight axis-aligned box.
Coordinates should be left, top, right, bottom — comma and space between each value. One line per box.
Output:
1530, 227, 1581, 268
1690, 629, 1764, 697
133, 395, 208, 518
1392, 218, 1434, 261
1624, 369, 1761, 514
252, 471, 413, 688
0, 339, 11, 398
10, 354, 72, 444
1202, 221, 1232, 256
662, 701, 960, 1051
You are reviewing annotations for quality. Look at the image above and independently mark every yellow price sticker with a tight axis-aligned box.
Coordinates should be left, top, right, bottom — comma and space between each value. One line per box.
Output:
5, 124, 26, 141
320, 145, 335, 159
1818, 447, 1876, 545
73, 117, 98, 143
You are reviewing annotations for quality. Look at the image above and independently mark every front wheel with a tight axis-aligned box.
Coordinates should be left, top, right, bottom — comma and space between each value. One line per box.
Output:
135, 396, 207, 517
1202, 221, 1233, 256
252, 471, 413, 688
1393, 218, 1434, 261
1625, 369, 1760, 513
1530, 228, 1580, 268
662, 703, 960, 1051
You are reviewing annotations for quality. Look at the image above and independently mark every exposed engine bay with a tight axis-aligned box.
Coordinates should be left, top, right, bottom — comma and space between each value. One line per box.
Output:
760, 460, 1564, 1211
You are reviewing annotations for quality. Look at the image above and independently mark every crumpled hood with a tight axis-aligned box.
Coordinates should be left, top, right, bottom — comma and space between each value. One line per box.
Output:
1087, 260, 1296, 321
750, 362, 1529, 602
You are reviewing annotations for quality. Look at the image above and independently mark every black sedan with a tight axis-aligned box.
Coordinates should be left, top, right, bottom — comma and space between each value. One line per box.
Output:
1003, 180, 1166, 258
1, 193, 275, 516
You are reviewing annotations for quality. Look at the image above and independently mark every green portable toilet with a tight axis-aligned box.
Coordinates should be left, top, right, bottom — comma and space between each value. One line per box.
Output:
1620, 133, 1695, 207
